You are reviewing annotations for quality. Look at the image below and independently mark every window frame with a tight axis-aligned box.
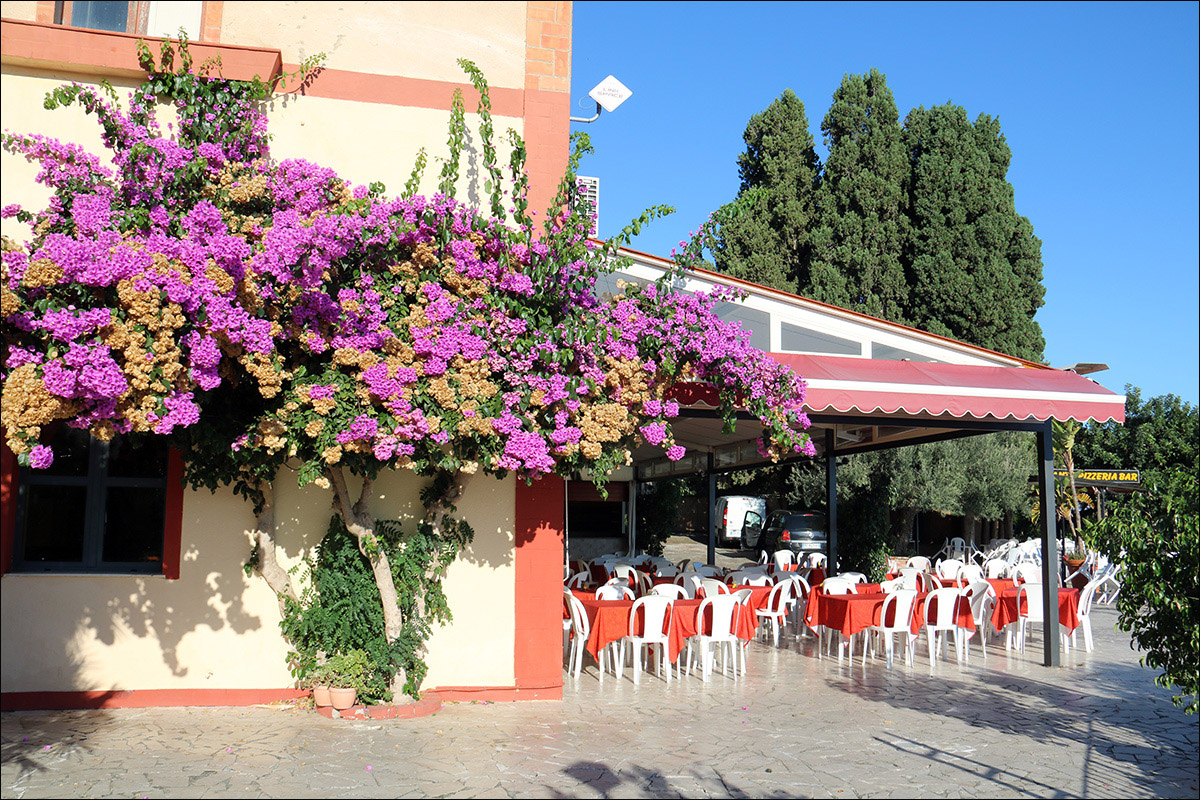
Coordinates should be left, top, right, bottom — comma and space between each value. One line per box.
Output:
53, 1, 150, 35
1, 436, 184, 579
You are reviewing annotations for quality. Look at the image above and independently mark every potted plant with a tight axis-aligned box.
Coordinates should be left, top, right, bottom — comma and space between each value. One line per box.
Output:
307, 661, 334, 708
324, 649, 373, 710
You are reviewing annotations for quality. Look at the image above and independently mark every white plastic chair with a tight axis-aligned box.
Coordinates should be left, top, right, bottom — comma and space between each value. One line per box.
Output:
879, 577, 905, 593
1014, 562, 1043, 585
936, 559, 965, 580
755, 579, 797, 646
597, 583, 634, 601
1072, 580, 1101, 652
626, 595, 674, 684
863, 589, 918, 668
821, 577, 859, 595
566, 571, 590, 589
674, 572, 702, 599
692, 594, 741, 681
700, 578, 731, 598
919, 572, 944, 592
924, 587, 968, 664
897, 567, 922, 591
835, 571, 868, 584
983, 558, 1009, 579
962, 580, 997, 661
695, 564, 724, 579
958, 563, 985, 584
729, 570, 771, 587
650, 583, 688, 600
819, 578, 859, 660
772, 550, 797, 571
1015, 585, 1070, 655
565, 590, 619, 681
806, 552, 828, 569
906, 555, 932, 572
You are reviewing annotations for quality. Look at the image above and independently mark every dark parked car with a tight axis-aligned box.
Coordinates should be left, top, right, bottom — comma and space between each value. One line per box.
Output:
746, 509, 828, 559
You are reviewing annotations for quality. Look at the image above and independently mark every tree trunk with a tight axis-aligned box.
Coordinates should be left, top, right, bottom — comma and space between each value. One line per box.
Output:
327, 467, 405, 646
249, 480, 298, 613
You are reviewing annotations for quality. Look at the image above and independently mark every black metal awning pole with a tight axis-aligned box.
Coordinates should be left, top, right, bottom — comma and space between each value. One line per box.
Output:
826, 428, 838, 574
707, 452, 717, 566
1036, 420, 1061, 667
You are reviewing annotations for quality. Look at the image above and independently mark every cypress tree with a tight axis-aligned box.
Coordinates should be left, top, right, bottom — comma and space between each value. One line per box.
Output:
902, 104, 1046, 360
808, 69, 910, 322
711, 89, 820, 293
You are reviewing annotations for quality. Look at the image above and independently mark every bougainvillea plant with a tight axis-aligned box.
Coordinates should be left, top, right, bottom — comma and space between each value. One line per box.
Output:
1, 42, 813, 696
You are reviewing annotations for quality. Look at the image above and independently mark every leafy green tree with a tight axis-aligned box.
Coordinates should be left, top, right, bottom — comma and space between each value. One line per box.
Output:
1084, 466, 1199, 713
902, 104, 1046, 360
808, 69, 910, 321
1076, 387, 1200, 493
709, 90, 820, 292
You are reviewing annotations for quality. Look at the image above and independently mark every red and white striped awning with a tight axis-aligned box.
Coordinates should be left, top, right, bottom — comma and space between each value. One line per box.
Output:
773, 354, 1125, 424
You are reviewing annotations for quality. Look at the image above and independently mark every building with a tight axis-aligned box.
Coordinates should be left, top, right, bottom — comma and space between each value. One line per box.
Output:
2, 0, 574, 708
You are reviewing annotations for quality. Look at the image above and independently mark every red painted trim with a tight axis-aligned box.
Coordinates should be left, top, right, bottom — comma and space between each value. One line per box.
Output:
162, 448, 185, 579
319, 692, 443, 720
513, 475, 565, 696
0, 18, 283, 81
1, 688, 307, 711
281, 63, 526, 117
1, 437, 15, 576
432, 685, 562, 702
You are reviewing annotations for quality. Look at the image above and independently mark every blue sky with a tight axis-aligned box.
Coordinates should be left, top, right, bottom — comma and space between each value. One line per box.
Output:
569, 1, 1199, 405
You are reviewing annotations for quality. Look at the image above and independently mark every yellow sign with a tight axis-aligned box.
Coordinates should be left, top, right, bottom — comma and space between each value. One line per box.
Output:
1054, 468, 1140, 484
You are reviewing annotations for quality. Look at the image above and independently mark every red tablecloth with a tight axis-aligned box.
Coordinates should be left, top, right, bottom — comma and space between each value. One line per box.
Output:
805, 588, 974, 638
576, 596, 755, 663
991, 587, 1080, 633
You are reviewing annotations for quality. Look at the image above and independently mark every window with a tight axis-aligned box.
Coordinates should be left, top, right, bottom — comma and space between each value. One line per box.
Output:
780, 322, 863, 356
871, 343, 941, 363
55, 2, 147, 33
12, 426, 176, 575
53, 2, 203, 38
714, 303, 770, 351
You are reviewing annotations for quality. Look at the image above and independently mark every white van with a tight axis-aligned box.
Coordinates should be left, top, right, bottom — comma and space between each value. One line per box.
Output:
715, 496, 767, 547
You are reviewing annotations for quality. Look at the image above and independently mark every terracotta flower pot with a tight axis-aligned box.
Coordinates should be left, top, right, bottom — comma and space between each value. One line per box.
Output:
312, 685, 332, 707
329, 687, 357, 710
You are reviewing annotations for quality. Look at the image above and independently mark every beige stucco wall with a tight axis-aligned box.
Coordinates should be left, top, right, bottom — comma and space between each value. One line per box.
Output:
218, 1, 527, 88
0, 1, 38, 21
1, 52, 526, 695
0, 470, 516, 694
1, 67, 522, 243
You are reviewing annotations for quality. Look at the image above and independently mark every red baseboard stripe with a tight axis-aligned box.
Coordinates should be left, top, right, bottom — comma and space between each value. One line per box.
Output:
1, 688, 307, 711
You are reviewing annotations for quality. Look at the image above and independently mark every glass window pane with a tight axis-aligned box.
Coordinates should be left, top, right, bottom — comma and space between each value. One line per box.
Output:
871, 343, 940, 363
714, 303, 770, 350
22, 485, 88, 564
780, 322, 862, 356
106, 435, 168, 479
70, 1, 129, 32
103, 487, 166, 563
38, 426, 92, 477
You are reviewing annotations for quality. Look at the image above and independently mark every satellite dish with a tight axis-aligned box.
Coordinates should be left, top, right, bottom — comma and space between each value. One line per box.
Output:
588, 75, 633, 113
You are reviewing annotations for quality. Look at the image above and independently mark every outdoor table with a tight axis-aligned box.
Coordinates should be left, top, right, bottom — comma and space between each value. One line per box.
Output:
804, 587, 974, 639
990, 587, 1080, 633
575, 596, 755, 663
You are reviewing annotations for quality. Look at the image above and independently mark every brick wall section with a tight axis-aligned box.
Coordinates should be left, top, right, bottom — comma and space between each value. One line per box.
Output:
523, 0, 572, 228
513, 475, 565, 698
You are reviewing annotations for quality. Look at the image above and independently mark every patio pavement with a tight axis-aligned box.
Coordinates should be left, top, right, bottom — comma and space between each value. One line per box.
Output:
2, 604, 1196, 799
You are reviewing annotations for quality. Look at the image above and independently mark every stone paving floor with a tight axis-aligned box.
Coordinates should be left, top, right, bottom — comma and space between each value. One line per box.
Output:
2, 604, 1196, 799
